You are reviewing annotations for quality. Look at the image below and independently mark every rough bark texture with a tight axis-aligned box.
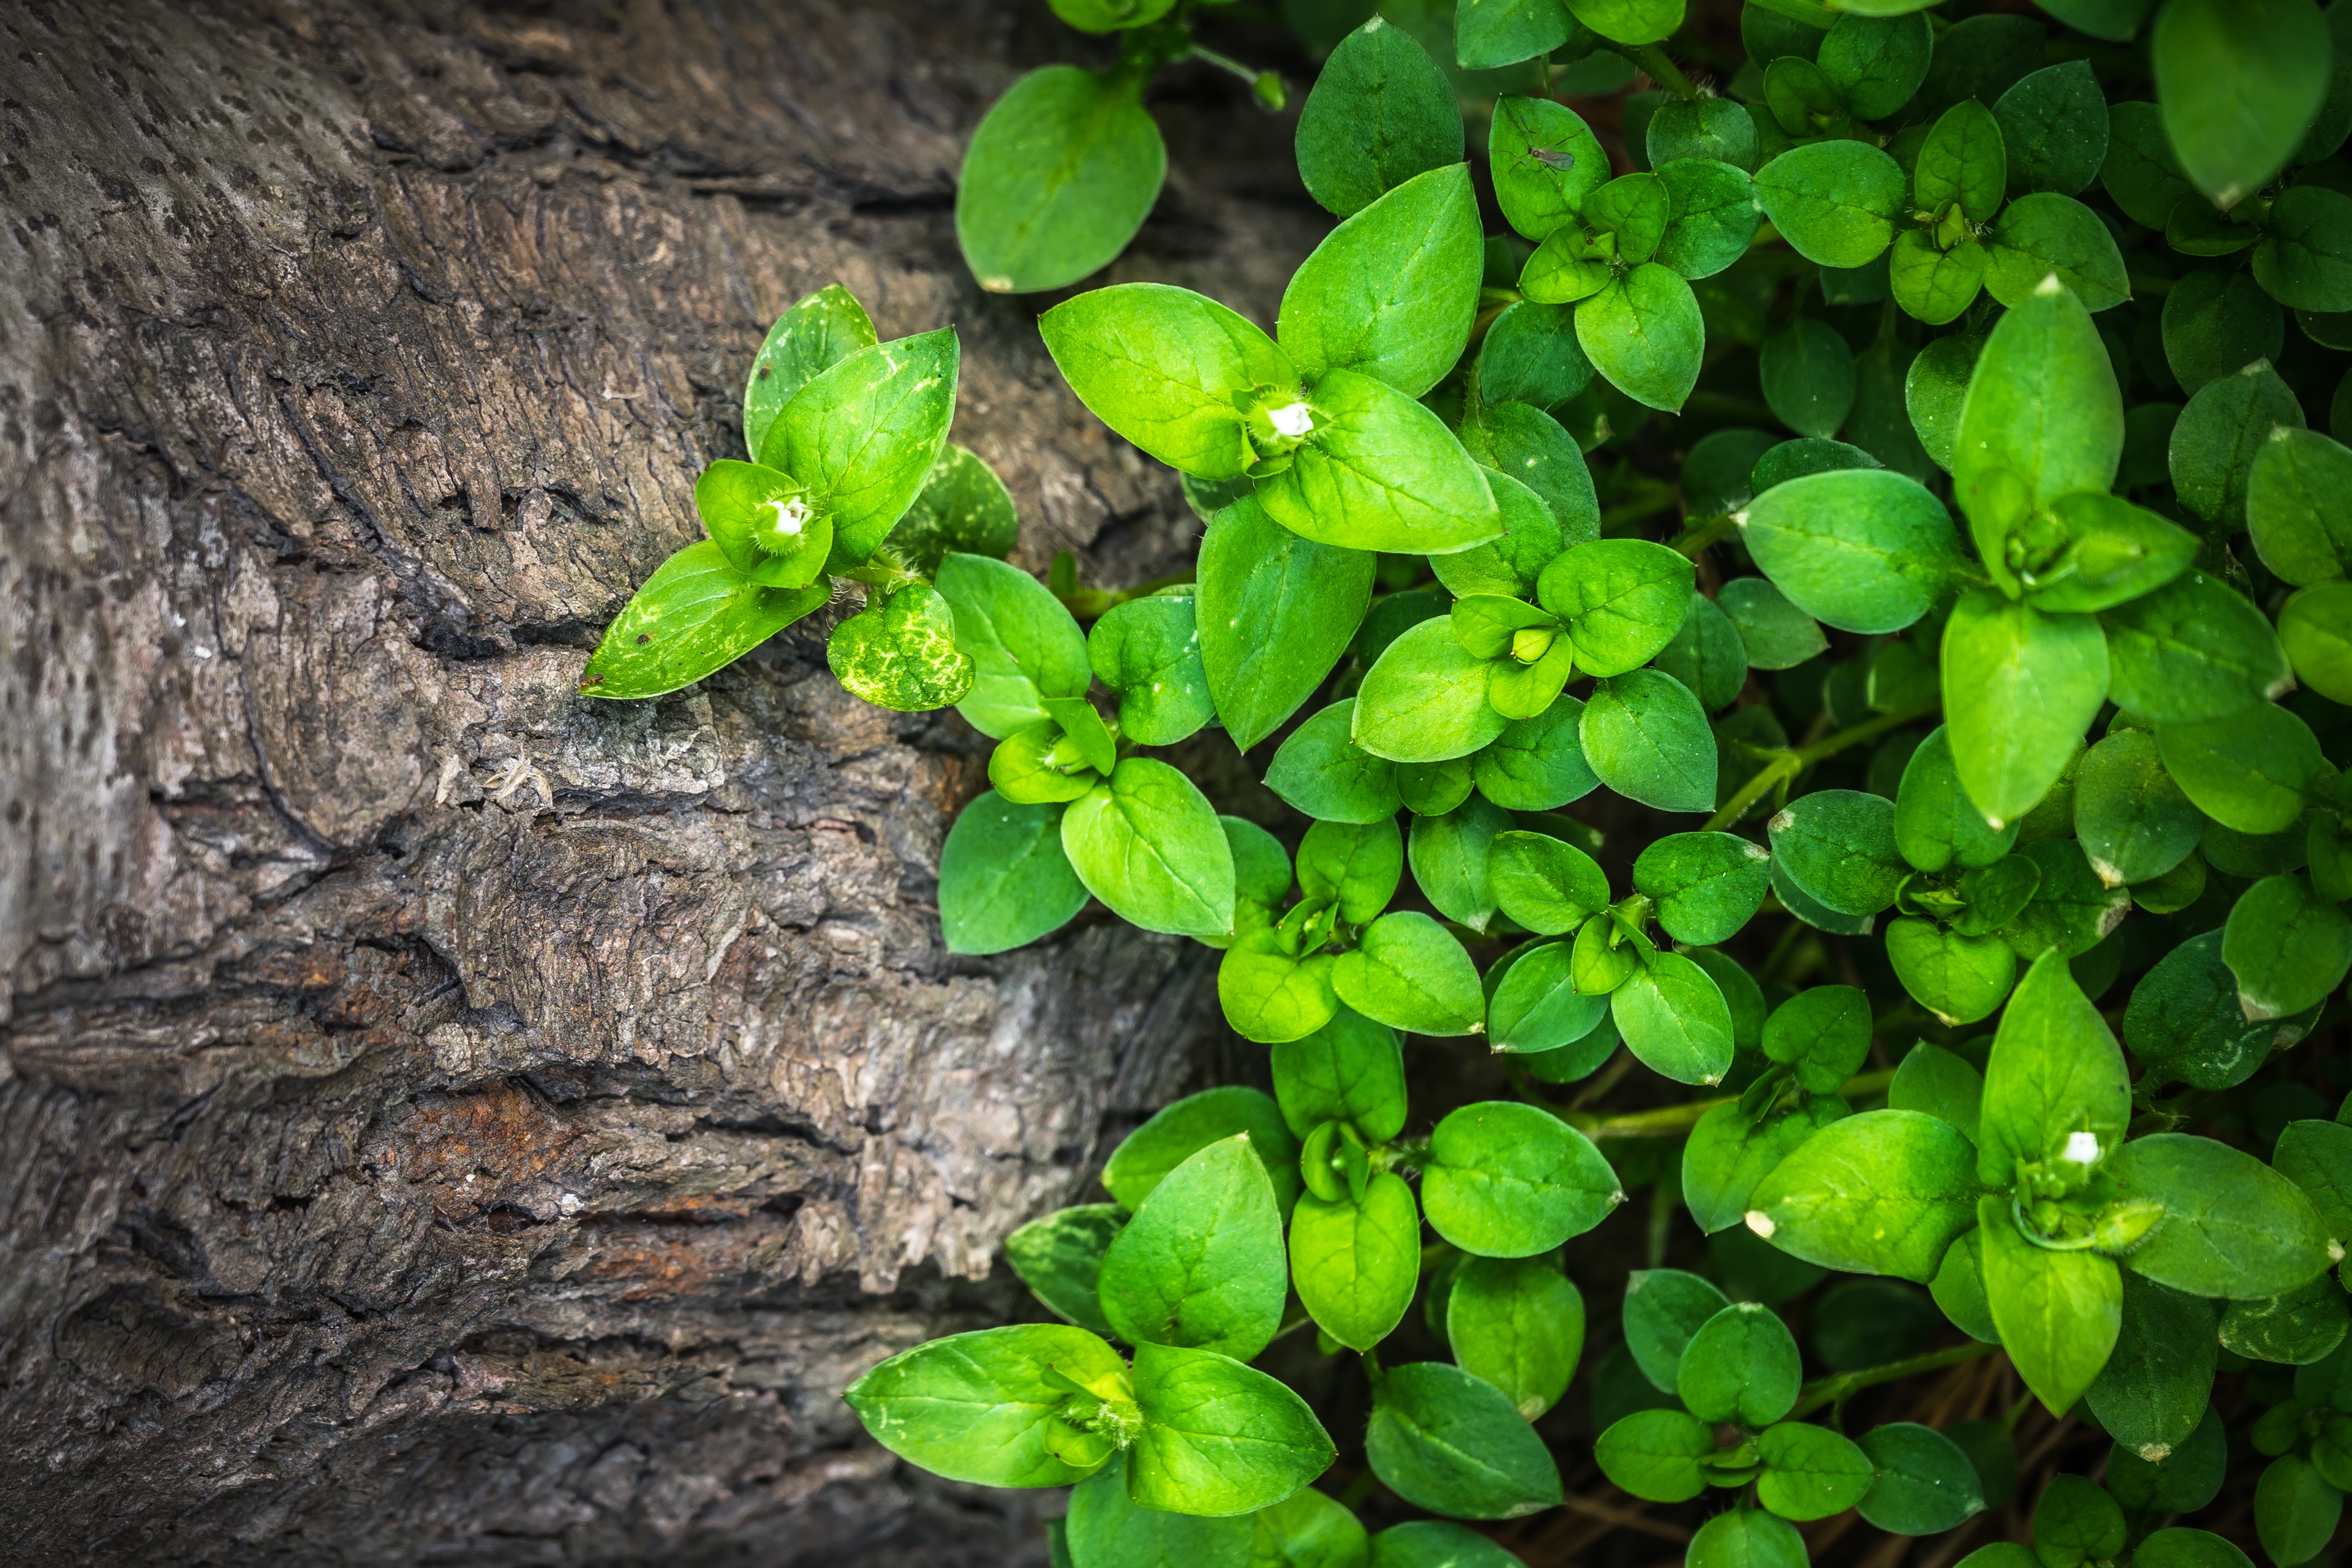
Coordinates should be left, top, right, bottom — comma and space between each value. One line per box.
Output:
0, 2, 1321, 1560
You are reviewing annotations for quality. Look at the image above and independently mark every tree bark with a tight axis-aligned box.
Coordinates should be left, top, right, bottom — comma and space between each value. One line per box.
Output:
0, 2, 1319, 1559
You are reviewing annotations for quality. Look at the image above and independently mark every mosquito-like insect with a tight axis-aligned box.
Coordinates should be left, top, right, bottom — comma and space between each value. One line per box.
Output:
1527, 147, 1578, 172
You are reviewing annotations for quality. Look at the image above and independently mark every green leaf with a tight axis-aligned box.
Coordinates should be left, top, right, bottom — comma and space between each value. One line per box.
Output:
1996, 62, 2111, 198
940, 791, 1090, 955
1476, 698, 1599, 810
1410, 799, 1511, 933
1906, 333, 1985, 473
1462, 403, 1601, 548
1283, 165, 1482, 400
1099, 1135, 1290, 1360
1635, 832, 1773, 946
1746, 1109, 1981, 1283
1259, 370, 1504, 553
1738, 468, 1965, 635
1088, 592, 1213, 746
1754, 140, 1905, 268
2221, 1277, 2351, 1369
1369, 1520, 1525, 1568
1292, 1173, 1422, 1351
1624, 1268, 1733, 1389
1654, 159, 1762, 281
2165, 268, 2286, 399
582, 544, 827, 702
2256, 185, 2352, 312
1065, 758, 1237, 938
1583, 173, 1672, 265
2016, 492, 2199, 616
1719, 579, 1826, 671
1008, 1205, 1126, 1336
935, 552, 1091, 739
1456, 0, 1570, 69
1333, 911, 1487, 1035
1106, 1088, 1305, 1217
2127, 930, 2321, 1092
1251, 1487, 1370, 1567
1490, 96, 1608, 243
1818, 11, 1932, 121
1768, 790, 1906, 917
1299, 819, 1405, 927
1891, 233, 1991, 328
1219, 931, 1340, 1046
1580, 669, 1717, 813
1534, 538, 1695, 675
1432, 473, 1567, 604
1612, 951, 1738, 1087
766, 329, 959, 565
1760, 320, 1856, 441
2152, 0, 2333, 208
1423, 1100, 1622, 1256
2034, 1474, 2128, 1568
2086, 1273, 2218, 1461
2282, 582, 2352, 704
1197, 496, 1375, 750
1890, 918, 2020, 1028
1897, 726, 2024, 874
2100, 101, 2197, 229
742, 284, 877, 458
1996, 839, 2128, 960
829, 581, 973, 712
1985, 194, 2131, 313
1066, 1456, 1254, 1568
1679, 1302, 1800, 1427
1041, 283, 1297, 481
1891, 1043, 1985, 1150
2074, 728, 2204, 889
1685, 1097, 1848, 1236
2154, 703, 2323, 835
884, 443, 1021, 574
1980, 1197, 2123, 1413
1355, 619, 1509, 764
2229, 873, 2352, 1022
1595, 1408, 1716, 1502
1271, 1009, 1409, 1144
1129, 1341, 1339, 1514
1689, 1509, 1807, 1568
845, 1323, 1131, 1487
2250, 428, 2352, 586
2278, 1118, 2352, 1246
1762, 986, 1872, 1095
1978, 949, 2129, 1188
1648, 96, 1762, 173
691, 457, 836, 586
2170, 358, 2308, 532
1366, 1361, 1564, 1519
1563, 0, 1682, 45
1941, 590, 2109, 832
1268, 701, 1404, 823
1487, 830, 1611, 935
958, 68, 1166, 294
1757, 1422, 1876, 1521
2256, 1455, 2345, 1568
1918, 100, 2010, 225
1297, 18, 1464, 219
1857, 1423, 1987, 1535
1477, 303, 1597, 411
2108, 1133, 2334, 1298
1575, 263, 1705, 412
1954, 279, 2124, 549
1447, 1257, 1584, 1420
2107, 573, 2286, 728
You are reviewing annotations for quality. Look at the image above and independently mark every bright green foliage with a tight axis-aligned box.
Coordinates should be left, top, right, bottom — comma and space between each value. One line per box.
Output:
840, 6, 2352, 1552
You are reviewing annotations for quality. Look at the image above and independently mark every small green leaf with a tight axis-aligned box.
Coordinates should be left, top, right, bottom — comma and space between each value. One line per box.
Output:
884, 444, 1021, 574
1996, 62, 2111, 198
1942, 590, 2109, 831
1684, 1098, 1849, 1236
940, 791, 1090, 956
959, 68, 1166, 294
1595, 1408, 1716, 1502
1580, 669, 1717, 813
1985, 194, 2130, 313
2152, 0, 2333, 208
1534, 538, 1695, 675
2100, 101, 2197, 229
2170, 359, 2307, 531
1762, 985, 1872, 1095
1282, 165, 1483, 400
1654, 159, 1762, 281
2154, 703, 2324, 835
581, 542, 827, 701
1488, 829, 1612, 935
1679, 1302, 1801, 1427
2281, 582, 2352, 704
1268, 701, 1405, 823
1271, 1009, 1409, 1144
2074, 728, 2204, 889
1754, 140, 1906, 268
770, 330, 960, 565
1006, 1205, 1126, 1336
1299, 818, 1406, 927
1040, 283, 1297, 481
1422, 1100, 1622, 1256
1292, 1173, 1422, 1351
1624, 1268, 1733, 1389
1612, 951, 1738, 1087
1857, 1423, 1988, 1535
2249, 428, 2352, 586
1888, 918, 2021, 1027
2255, 185, 2352, 313
1333, 911, 1487, 1036
1128, 1341, 1339, 1514
1448, 1257, 1585, 1420
1411, 798, 1512, 933
1760, 320, 1857, 440
2034, 1474, 2128, 1568
1355, 619, 1509, 764
1635, 832, 1774, 946
1980, 1198, 2122, 1413
1297, 18, 1464, 219
1917, 100, 2010, 225
742, 284, 876, 458
1259, 370, 1506, 554
1575, 263, 1706, 412
829, 581, 973, 711
1064, 758, 1238, 938
2086, 1273, 2218, 1461
2256, 1455, 2345, 1568
1769, 791, 1907, 917
1366, 1361, 1564, 1519
1066, 1456, 1254, 1567
2127, 929, 2321, 1092
2224, 873, 2352, 1021
1896, 726, 2024, 875
1756, 1422, 1876, 1521
1477, 698, 1600, 810
1491, 96, 1609, 243
1739, 468, 1965, 635
845, 1323, 1131, 1487
1104, 1088, 1303, 1215
1689, 1509, 1807, 1568
2164, 268, 2286, 398
1745, 1109, 1981, 1283
1099, 1135, 1290, 1360
935, 552, 1091, 739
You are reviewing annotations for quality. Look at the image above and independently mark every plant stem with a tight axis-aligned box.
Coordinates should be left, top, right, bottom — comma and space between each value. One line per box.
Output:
1670, 514, 1736, 557
1700, 697, 1942, 833
1556, 1068, 1896, 1140
1788, 1340, 2000, 1422
1630, 43, 1698, 102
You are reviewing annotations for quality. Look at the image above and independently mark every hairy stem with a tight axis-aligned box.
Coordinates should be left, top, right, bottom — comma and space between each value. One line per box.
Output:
1551, 1068, 1895, 1140
1630, 43, 1699, 102
1701, 697, 1942, 833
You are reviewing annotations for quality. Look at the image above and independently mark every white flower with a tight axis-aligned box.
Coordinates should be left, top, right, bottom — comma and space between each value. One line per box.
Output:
1268, 401, 1314, 439
2062, 1131, 2101, 1166
764, 496, 811, 538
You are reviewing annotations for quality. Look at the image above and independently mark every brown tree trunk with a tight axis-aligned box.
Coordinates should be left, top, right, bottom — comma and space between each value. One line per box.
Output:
0, 2, 1319, 1559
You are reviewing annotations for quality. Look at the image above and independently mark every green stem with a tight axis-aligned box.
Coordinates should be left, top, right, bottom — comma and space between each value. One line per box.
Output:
1630, 43, 1698, 102
1700, 697, 1942, 833
1557, 1068, 1895, 1140
1787, 1340, 1999, 1422
1671, 514, 1736, 557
